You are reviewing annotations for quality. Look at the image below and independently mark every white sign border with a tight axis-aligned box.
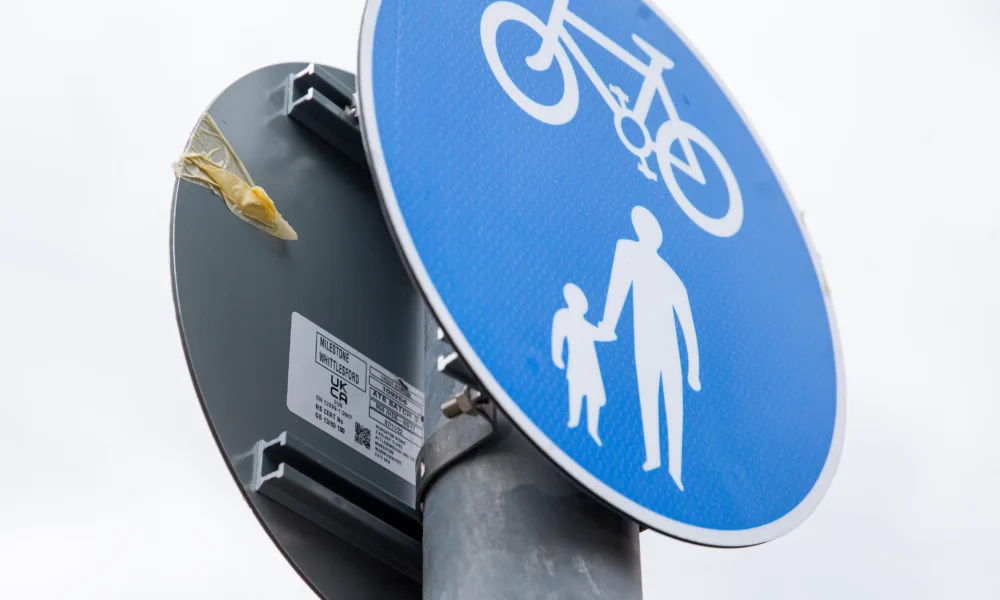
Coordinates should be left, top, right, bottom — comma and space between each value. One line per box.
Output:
357, 0, 846, 548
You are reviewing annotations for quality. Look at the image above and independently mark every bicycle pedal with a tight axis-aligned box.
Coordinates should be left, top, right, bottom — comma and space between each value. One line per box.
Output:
609, 84, 630, 108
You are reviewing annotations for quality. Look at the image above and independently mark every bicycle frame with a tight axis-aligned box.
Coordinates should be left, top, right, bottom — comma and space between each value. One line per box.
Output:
527, 0, 704, 183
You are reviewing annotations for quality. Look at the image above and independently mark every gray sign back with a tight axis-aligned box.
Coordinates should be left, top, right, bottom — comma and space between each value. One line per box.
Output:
170, 63, 422, 599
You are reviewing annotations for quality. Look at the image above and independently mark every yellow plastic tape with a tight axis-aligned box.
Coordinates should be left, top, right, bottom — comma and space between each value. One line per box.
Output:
173, 113, 298, 241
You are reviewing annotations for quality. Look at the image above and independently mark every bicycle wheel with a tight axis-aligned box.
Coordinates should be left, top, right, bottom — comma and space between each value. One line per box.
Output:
480, 1, 579, 126
655, 120, 743, 238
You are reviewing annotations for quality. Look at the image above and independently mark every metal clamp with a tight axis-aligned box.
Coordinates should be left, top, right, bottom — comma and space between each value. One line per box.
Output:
415, 388, 499, 517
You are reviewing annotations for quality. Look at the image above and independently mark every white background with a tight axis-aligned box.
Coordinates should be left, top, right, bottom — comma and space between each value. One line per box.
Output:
1, 0, 998, 598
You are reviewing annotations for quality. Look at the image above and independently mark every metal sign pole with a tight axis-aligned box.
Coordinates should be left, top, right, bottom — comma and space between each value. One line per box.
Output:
420, 317, 643, 599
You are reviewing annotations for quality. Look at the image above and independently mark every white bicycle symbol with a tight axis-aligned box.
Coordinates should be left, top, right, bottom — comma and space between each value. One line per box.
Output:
481, 0, 744, 237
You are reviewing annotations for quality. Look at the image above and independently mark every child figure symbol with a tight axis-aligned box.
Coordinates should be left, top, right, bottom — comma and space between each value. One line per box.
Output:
551, 283, 617, 446
549, 207, 700, 491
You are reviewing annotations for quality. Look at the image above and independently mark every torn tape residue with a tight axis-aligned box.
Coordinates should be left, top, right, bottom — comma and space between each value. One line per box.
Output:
173, 113, 298, 241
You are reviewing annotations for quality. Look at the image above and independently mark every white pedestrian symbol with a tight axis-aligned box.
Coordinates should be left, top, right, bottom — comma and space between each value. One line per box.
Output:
483, 0, 736, 490
552, 207, 700, 491
481, 0, 744, 238
551, 283, 617, 446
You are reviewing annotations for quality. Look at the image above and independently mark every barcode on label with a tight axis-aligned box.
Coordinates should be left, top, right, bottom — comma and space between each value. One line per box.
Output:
355, 422, 372, 450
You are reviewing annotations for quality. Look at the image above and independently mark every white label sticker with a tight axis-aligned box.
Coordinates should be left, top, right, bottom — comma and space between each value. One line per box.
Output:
286, 312, 425, 484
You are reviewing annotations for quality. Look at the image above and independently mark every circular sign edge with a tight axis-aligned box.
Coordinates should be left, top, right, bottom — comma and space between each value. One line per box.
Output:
356, 0, 846, 547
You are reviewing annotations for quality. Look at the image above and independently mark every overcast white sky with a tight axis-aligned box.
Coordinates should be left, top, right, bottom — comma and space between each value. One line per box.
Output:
1, 0, 998, 598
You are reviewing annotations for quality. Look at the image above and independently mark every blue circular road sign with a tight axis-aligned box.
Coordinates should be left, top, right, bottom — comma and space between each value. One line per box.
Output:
359, 0, 845, 546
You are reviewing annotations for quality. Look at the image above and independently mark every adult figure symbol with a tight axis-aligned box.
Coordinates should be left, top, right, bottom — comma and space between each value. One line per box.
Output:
599, 206, 700, 491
